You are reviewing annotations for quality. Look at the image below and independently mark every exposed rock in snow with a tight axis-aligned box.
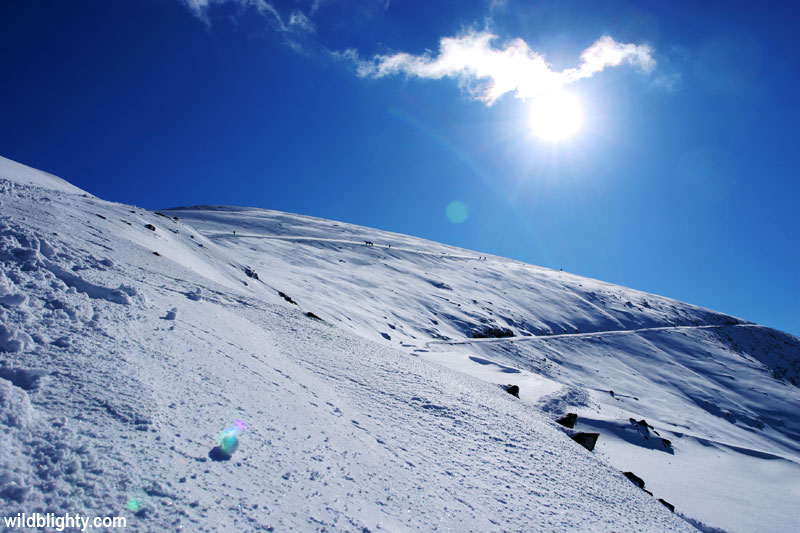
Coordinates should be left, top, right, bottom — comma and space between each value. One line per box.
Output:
557, 412, 578, 429
571, 432, 600, 451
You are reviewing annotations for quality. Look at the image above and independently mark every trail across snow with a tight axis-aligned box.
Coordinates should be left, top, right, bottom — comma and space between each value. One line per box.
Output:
206, 232, 486, 261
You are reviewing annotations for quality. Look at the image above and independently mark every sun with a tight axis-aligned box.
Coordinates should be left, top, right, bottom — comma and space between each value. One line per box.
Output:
529, 90, 584, 142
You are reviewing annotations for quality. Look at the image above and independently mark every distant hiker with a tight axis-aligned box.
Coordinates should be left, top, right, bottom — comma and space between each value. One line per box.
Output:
233, 230, 236, 235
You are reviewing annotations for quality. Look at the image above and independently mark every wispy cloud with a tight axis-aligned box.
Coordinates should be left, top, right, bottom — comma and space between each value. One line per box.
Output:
653, 73, 681, 93
352, 31, 655, 105
288, 10, 316, 33
182, 0, 212, 17
181, 0, 314, 44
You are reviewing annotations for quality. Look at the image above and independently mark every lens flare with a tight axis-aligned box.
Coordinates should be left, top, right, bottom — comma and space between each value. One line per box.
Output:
125, 489, 149, 514
445, 201, 469, 224
216, 419, 247, 457
126, 499, 141, 513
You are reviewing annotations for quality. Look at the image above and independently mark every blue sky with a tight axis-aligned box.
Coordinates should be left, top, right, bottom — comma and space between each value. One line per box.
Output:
1, 0, 798, 336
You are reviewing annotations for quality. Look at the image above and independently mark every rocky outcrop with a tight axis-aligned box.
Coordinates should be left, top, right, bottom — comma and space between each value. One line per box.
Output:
658, 498, 675, 512
556, 413, 577, 429
571, 432, 599, 451
623, 471, 645, 489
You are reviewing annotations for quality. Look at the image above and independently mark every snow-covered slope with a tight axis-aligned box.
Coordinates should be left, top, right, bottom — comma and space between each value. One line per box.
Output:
0, 155, 89, 196
164, 206, 800, 533
1, 158, 798, 532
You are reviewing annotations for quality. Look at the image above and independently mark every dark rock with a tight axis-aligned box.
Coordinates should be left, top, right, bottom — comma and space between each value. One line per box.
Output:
144, 224, 156, 231
306, 312, 323, 321
658, 498, 675, 512
504, 384, 520, 398
95, 213, 106, 220
635, 419, 654, 429
152, 252, 160, 256
571, 432, 599, 451
609, 390, 615, 397
244, 266, 259, 280
661, 438, 672, 449
278, 291, 297, 305
556, 413, 578, 429
472, 327, 515, 339
623, 471, 645, 489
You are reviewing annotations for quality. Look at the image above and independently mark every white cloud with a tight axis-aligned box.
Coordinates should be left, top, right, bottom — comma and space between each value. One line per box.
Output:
289, 10, 316, 33
355, 31, 655, 105
562, 35, 655, 81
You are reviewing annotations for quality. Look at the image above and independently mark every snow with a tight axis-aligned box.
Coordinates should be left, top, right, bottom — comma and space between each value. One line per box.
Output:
0, 155, 89, 196
1, 157, 799, 532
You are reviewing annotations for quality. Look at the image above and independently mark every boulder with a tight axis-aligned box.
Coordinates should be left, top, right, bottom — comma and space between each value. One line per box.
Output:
504, 384, 520, 398
278, 291, 297, 305
556, 413, 578, 429
571, 432, 599, 451
244, 266, 259, 280
472, 327, 514, 339
623, 471, 645, 489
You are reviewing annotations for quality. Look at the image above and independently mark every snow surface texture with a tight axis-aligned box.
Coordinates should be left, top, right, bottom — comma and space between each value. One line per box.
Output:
0, 155, 798, 532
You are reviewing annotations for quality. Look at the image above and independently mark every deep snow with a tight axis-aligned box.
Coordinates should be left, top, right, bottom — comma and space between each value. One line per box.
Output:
1, 154, 798, 532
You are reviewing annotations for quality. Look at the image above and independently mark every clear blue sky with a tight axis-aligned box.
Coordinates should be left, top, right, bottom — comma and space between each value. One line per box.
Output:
1, 1, 798, 336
